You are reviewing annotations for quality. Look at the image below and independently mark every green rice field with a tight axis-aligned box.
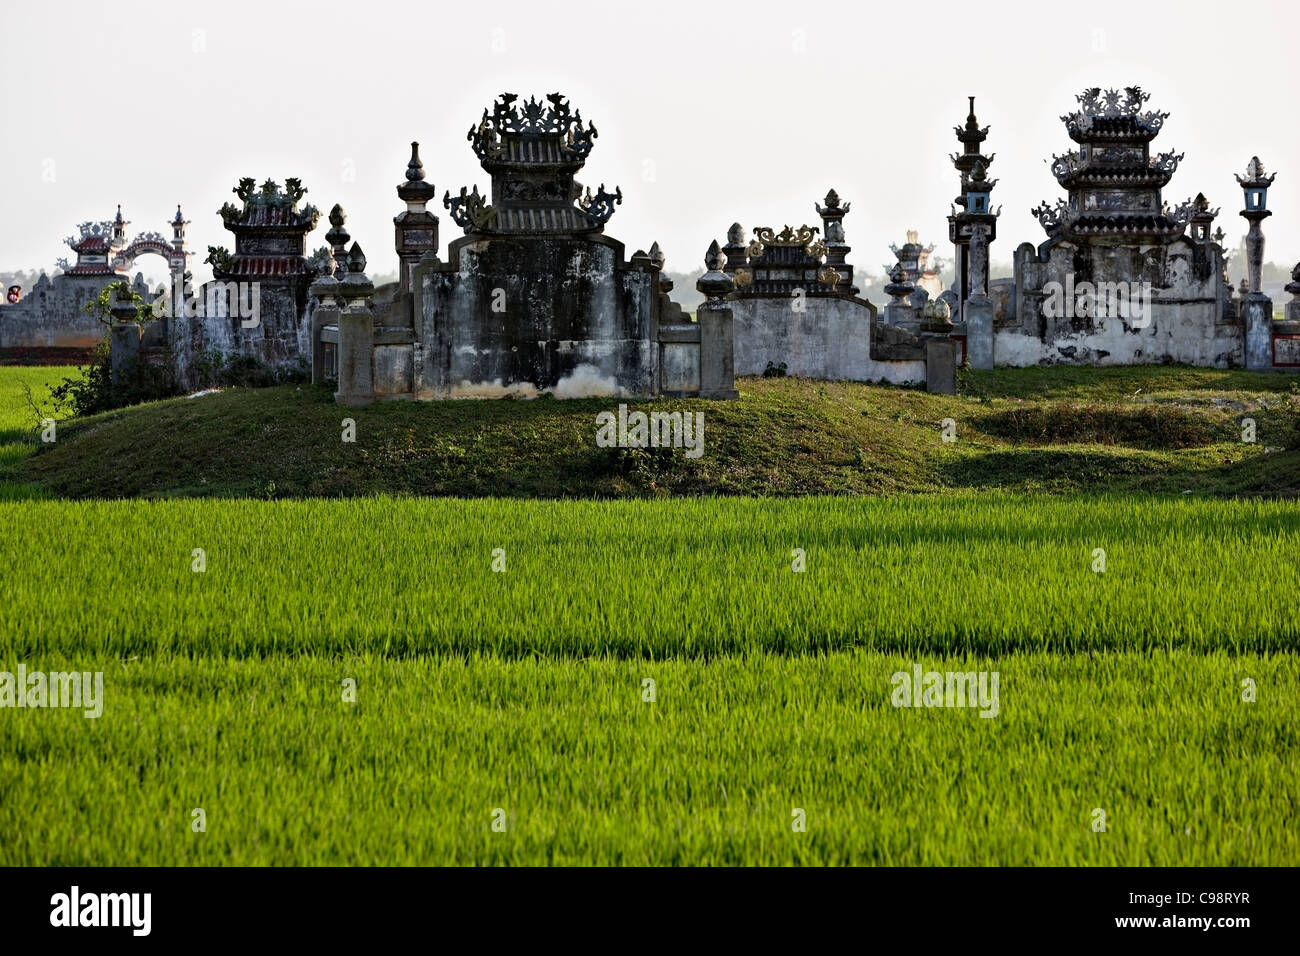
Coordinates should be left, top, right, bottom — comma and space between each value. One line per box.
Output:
1, 495, 1297, 865
0, 367, 1296, 865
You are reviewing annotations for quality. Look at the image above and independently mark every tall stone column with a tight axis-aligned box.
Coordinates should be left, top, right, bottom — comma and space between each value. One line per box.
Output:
308, 252, 341, 386
964, 225, 994, 370
109, 285, 140, 388
696, 240, 739, 399
394, 143, 440, 295
1236, 157, 1276, 370
336, 244, 375, 405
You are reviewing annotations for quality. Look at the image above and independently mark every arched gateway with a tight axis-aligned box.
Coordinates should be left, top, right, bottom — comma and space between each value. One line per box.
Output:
0, 205, 194, 350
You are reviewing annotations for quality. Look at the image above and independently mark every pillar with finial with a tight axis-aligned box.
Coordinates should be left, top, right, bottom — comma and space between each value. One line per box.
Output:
1236, 156, 1275, 295
815, 189, 855, 294
112, 204, 128, 245
308, 248, 342, 385
1236, 157, 1277, 369
946, 97, 998, 323
165, 204, 193, 354
170, 205, 189, 253
394, 142, 440, 294
336, 242, 375, 405
696, 240, 739, 399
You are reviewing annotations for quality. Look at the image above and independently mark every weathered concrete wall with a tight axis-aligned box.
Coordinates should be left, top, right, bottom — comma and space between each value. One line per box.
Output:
731, 295, 924, 384
182, 278, 312, 372
659, 340, 700, 396
416, 235, 659, 399
0, 272, 146, 348
1006, 237, 1242, 367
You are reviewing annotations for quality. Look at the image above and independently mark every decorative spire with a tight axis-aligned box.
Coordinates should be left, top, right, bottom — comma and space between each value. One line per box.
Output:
954, 95, 990, 145
348, 243, 367, 274
326, 204, 350, 264
406, 142, 426, 182
884, 261, 914, 304
340, 241, 374, 305
1236, 156, 1277, 188
398, 142, 437, 207
696, 240, 735, 300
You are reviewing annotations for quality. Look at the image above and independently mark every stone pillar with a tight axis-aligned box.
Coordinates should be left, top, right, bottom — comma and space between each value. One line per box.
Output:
1244, 223, 1265, 295
394, 143, 440, 295
167, 273, 194, 389
925, 337, 958, 395
109, 287, 140, 388
965, 297, 994, 370
968, 223, 990, 301
696, 240, 739, 400
110, 324, 140, 387
336, 243, 375, 405
964, 225, 994, 369
1243, 294, 1275, 371
1236, 157, 1275, 296
309, 253, 340, 386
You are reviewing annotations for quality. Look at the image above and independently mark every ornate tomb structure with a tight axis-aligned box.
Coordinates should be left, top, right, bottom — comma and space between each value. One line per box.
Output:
194, 179, 322, 378
721, 191, 955, 387
314, 93, 736, 403
1004, 87, 1237, 367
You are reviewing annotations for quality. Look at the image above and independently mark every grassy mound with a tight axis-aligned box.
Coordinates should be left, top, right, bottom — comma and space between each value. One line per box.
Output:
8, 366, 1299, 500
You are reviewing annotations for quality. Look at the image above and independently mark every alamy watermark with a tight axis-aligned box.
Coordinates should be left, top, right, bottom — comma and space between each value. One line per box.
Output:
0, 665, 103, 718
890, 665, 999, 718
596, 404, 704, 458
150, 281, 261, 329
1042, 273, 1152, 329
50, 886, 150, 936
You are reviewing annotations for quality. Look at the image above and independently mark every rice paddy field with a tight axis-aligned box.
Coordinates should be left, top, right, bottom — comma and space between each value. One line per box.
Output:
1, 495, 1298, 865
0, 365, 66, 488
0, 367, 1297, 865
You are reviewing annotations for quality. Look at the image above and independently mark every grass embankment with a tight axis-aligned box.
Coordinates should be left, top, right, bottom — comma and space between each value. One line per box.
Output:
5, 366, 1298, 500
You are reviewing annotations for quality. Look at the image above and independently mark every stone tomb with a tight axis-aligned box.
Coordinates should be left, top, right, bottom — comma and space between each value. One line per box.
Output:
315, 93, 737, 403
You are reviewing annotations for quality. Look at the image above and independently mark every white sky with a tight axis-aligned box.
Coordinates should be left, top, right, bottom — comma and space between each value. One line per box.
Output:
2, 0, 1297, 290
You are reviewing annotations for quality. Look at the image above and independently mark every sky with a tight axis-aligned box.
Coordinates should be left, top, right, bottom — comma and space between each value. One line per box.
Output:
2, 0, 1297, 290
